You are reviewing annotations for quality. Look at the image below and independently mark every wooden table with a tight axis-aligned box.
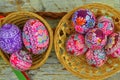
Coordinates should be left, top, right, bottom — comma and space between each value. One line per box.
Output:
0, 0, 120, 80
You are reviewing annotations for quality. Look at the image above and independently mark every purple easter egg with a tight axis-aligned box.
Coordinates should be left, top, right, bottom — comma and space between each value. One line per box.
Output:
72, 9, 96, 34
0, 24, 22, 54
85, 28, 107, 50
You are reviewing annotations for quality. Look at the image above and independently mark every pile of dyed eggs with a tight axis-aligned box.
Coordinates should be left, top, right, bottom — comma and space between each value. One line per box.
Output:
0, 19, 49, 71
66, 9, 117, 67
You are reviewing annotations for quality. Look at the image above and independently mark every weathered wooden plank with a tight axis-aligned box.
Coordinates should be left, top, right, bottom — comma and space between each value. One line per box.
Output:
0, 0, 120, 80
0, 0, 120, 12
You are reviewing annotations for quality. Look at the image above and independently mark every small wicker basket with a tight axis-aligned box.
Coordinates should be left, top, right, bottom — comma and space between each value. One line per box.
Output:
54, 3, 120, 79
0, 11, 53, 70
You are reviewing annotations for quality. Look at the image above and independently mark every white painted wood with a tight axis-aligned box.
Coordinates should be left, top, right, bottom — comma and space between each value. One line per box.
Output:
0, 0, 120, 80
0, 0, 120, 12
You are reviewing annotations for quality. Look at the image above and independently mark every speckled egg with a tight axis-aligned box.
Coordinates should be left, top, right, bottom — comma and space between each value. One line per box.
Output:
72, 9, 96, 34
86, 49, 107, 67
0, 24, 22, 54
105, 32, 120, 58
66, 33, 88, 56
10, 50, 32, 71
96, 16, 114, 36
22, 19, 49, 54
85, 28, 107, 50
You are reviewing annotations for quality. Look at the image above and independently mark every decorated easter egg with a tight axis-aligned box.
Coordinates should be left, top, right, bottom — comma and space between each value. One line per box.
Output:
10, 50, 32, 71
86, 49, 107, 67
22, 19, 49, 54
96, 16, 114, 35
66, 33, 88, 56
85, 28, 107, 50
0, 24, 22, 54
105, 32, 120, 58
72, 9, 96, 34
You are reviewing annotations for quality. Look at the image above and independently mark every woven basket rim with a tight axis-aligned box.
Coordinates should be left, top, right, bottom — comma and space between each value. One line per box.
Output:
0, 11, 53, 70
54, 3, 120, 79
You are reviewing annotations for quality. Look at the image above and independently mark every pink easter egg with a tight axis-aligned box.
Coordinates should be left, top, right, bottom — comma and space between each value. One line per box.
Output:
66, 33, 88, 56
96, 16, 114, 36
10, 50, 32, 71
22, 19, 49, 54
86, 49, 107, 67
105, 32, 120, 58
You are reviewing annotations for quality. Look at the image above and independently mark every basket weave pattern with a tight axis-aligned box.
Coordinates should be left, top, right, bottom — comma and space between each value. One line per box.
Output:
0, 11, 53, 70
54, 3, 120, 79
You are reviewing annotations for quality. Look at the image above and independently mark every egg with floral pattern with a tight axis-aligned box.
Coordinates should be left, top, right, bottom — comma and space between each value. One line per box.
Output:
86, 49, 107, 67
66, 33, 88, 56
10, 50, 32, 71
105, 32, 120, 58
22, 19, 49, 54
0, 23, 22, 54
96, 16, 114, 36
85, 28, 107, 50
72, 9, 96, 34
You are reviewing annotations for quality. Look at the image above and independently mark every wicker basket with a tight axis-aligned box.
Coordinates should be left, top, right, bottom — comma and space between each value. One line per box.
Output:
0, 11, 53, 70
54, 3, 120, 79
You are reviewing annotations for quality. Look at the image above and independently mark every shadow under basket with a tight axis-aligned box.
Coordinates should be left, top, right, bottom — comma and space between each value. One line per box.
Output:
0, 11, 53, 70
54, 3, 120, 80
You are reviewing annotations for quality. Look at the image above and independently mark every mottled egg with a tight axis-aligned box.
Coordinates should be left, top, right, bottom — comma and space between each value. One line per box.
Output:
86, 49, 107, 67
0, 24, 22, 54
10, 50, 32, 71
96, 16, 114, 36
66, 33, 88, 56
72, 9, 96, 34
105, 32, 120, 58
85, 28, 107, 50
22, 19, 49, 54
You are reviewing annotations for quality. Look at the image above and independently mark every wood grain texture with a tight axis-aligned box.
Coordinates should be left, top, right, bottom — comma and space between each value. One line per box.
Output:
0, 0, 120, 80
0, 0, 119, 12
